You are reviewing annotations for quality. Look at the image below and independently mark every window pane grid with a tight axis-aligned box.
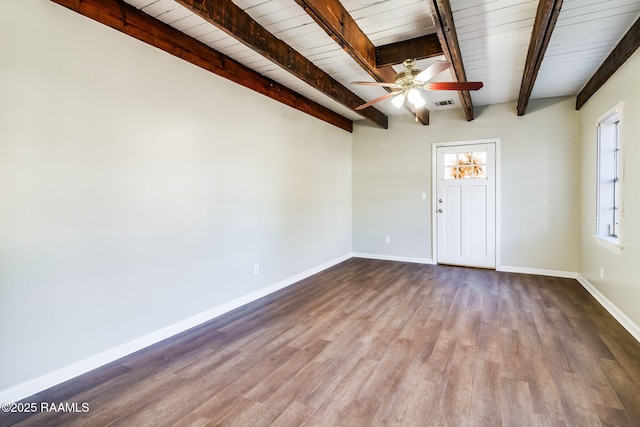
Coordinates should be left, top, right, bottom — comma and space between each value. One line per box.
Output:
596, 107, 622, 246
444, 151, 487, 180
612, 121, 620, 237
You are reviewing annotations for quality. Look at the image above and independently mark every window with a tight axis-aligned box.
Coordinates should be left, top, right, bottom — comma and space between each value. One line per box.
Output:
596, 103, 623, 252
444, 151, 487, 179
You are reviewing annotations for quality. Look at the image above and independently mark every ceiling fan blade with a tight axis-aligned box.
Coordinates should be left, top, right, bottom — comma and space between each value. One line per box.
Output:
414, 60, 451, 83
352, 81, 398, 87
355, 91, 400, 110
423, 81, 484, 91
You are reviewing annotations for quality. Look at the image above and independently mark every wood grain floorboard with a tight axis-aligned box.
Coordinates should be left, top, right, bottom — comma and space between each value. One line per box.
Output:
3, 258, 640, 426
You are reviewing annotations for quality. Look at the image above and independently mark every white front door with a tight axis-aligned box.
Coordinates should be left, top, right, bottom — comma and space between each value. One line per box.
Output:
436, 143, 496, 268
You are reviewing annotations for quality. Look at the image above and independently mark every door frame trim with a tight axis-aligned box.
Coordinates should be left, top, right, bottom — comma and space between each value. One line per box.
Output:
431, 138, 501, 268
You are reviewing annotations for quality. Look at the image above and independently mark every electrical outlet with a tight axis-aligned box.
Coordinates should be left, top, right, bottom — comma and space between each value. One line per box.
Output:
385, 236, 390, 244
600, 267, 604, 279
254, 264, 259, 274
421, 192, 426, 200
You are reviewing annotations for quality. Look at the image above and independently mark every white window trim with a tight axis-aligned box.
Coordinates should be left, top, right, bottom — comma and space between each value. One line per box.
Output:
595, 235, 622, 255
594, 102, 624, 254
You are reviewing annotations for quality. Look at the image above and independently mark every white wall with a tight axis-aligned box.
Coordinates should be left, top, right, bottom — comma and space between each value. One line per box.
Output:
578, 48, 640, 329
353, 97, 580, 272
0, 0, 351, 394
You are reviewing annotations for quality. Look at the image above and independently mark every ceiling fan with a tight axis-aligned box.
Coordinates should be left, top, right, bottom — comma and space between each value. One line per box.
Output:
352, 59, 483, 111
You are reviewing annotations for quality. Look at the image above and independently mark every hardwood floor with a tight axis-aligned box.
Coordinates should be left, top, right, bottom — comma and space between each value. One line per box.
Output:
4, 258, 640, 426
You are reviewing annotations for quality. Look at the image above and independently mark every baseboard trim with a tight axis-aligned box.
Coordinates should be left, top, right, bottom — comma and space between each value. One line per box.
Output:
497, 265, 577, 279
0, 253, 351, 404
352, 253, 434, 265
576, 274, 640, 343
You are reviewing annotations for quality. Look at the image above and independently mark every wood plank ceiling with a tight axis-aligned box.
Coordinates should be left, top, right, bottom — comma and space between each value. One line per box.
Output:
51, 0, 640, 131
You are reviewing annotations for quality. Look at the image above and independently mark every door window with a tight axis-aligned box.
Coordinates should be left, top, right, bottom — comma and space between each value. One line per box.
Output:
444, 151, 487, 179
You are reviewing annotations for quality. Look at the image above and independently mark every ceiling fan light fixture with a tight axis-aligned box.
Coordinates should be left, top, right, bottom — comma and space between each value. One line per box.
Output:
412, 96, 426, 109
408, 88, 425, 108
391, 93, 405, 108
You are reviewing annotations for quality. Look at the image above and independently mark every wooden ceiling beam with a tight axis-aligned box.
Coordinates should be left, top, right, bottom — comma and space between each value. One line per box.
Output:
49, 0, 353, 132
176, 0, 387, 129
426, 0, 476, 121
293, 0, 395, 82
294, 0, 430, 125
576, 16, 640, 110
517, 0, 563, 116
375, 34, 443, 67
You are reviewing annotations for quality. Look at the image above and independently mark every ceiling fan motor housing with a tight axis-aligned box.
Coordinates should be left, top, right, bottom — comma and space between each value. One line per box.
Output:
394, 59, 423, 87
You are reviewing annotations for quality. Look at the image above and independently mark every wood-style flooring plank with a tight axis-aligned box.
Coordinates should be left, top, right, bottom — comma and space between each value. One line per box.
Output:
3, 258, 640, 426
